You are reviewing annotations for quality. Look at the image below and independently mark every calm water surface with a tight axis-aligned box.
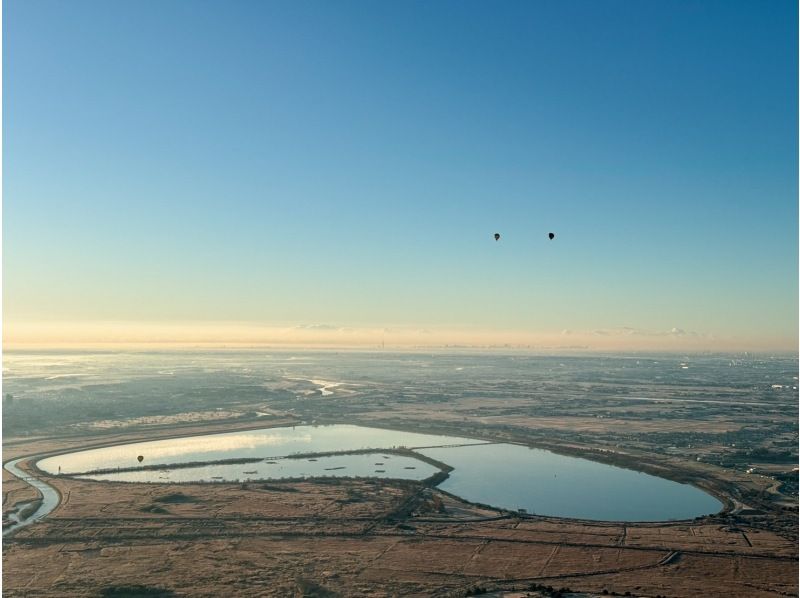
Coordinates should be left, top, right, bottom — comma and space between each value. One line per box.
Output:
3, 457, 61, 536
419, 444, 722, 521
38, 424, 722, 521
38, 425, 485, 474
79, 453, 438, 483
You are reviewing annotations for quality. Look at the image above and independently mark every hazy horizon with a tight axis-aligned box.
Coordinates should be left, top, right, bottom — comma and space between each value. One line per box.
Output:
3, 320, 797, 353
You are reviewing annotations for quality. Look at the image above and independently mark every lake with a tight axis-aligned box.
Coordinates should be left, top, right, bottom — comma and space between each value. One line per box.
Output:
38, 424, 722, 521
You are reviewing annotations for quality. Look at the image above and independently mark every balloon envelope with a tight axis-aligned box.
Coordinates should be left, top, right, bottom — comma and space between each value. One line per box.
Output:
494, 233, 500, 241
137, 455, 144, 463
548, 232, 555, 240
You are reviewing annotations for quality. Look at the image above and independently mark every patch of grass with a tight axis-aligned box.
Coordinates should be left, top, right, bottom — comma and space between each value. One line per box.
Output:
17, 499, 43, 520
336, 489, 365, 504
139, 504, 169, 514
99, 585, 176, 597
295, 578, 340, 597
152, 492, 197, 504
260, 484, 299, 492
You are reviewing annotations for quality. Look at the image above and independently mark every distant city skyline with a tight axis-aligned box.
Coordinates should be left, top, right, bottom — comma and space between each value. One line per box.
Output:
4, 1, 798, 351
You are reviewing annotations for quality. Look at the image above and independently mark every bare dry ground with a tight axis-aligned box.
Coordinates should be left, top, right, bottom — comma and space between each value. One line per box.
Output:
3, 466, 40, 512
3, 421, 797, 598
4, 360, 797, 598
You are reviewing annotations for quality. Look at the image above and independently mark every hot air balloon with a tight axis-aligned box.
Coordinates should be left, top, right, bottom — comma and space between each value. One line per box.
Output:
494, 233, 500, 241
137, 455, 144, 463
548, 232, 555, 240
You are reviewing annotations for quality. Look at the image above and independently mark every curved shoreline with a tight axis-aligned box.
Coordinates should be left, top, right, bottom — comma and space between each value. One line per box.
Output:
3, 457, 62, 537
58, 447, 453, 494
328, 419, 738, 515
7, 419, 732, 528
13, 414, 732, 516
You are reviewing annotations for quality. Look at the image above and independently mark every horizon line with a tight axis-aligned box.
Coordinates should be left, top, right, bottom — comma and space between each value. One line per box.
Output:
3, 321, 796, 353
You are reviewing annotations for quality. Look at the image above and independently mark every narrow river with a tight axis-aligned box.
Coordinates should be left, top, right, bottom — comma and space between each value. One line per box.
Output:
3, 457, 61, 537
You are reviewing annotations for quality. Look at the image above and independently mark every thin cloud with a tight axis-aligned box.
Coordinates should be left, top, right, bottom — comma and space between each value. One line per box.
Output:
294, 324, 340, 331
590, 326, 705, 338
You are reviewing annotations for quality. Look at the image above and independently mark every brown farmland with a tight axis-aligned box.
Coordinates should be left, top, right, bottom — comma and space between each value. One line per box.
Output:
4, 418, 797, 597
4, 353, 798, 597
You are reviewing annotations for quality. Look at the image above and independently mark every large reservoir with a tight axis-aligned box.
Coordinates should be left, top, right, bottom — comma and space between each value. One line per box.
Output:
38, 424, 722, 522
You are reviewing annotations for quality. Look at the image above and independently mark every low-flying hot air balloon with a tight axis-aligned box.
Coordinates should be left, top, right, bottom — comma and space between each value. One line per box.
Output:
548, 232, 555, 240
494, 233, 500, 241
137, 455, 144, 463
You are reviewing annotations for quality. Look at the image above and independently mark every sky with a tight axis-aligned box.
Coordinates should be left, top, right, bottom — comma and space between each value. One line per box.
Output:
3, 0, 798, 350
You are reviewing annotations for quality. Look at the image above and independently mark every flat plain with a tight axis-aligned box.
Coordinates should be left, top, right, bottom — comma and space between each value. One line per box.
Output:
3, 351, 797, 597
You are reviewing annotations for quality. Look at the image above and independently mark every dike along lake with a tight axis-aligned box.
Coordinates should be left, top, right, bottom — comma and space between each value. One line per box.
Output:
37, 424, 722, 522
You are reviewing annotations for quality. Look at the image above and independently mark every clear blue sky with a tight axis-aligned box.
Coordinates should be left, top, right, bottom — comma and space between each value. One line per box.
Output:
4, 0, 798, 348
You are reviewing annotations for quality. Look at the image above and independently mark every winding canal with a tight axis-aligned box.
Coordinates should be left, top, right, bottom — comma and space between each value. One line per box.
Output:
3, 457, 61, 537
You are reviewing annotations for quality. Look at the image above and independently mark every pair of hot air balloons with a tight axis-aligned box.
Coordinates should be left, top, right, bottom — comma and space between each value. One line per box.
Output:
494, 232, 555, 241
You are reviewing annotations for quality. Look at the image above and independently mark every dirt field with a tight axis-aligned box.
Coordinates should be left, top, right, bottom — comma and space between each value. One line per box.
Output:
3, 416, 797, 597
